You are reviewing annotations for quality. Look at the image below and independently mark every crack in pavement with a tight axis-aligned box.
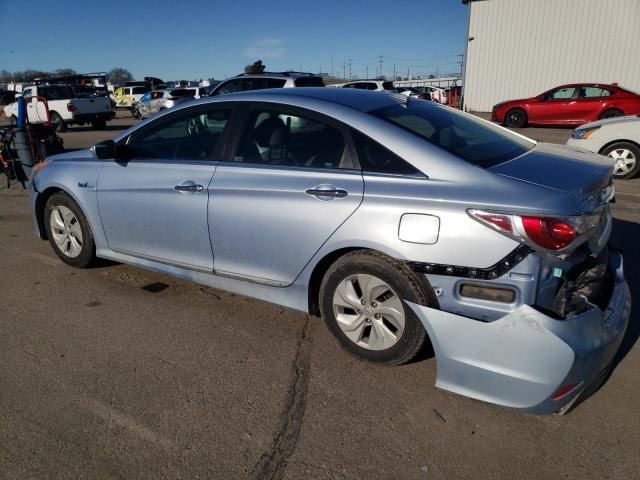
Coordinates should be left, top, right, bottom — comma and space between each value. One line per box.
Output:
251, 316, 313, 480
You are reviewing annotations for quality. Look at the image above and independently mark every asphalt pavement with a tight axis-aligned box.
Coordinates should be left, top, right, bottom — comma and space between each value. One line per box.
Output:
1, 111, 639, 479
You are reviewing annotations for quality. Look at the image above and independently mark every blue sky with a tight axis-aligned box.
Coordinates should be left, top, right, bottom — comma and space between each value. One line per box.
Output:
0, 0, 468, 82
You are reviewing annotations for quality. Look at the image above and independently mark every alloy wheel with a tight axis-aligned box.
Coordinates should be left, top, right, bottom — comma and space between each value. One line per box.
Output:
50, 205, 83, 258
332, 274, 405, 351
608, 148, 637, 176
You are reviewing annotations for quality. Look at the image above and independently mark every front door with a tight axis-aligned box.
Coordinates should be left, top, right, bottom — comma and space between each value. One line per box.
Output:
209, 105, 364, 285
97, 105, 232, 271
528, 86, 577, 124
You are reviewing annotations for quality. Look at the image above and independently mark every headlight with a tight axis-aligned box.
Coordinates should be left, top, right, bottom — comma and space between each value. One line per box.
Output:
571, 126, 600, 139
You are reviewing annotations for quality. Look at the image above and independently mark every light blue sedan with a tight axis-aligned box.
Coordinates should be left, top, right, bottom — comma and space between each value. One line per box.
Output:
29, 88, 630, 414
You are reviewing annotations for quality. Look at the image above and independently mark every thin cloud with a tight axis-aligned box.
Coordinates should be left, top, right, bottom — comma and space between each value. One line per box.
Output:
243, 38, 286, 59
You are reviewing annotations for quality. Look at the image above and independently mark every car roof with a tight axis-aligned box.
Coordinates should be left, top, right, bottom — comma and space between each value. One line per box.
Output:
201, 87, 401, 112
232, 71, 320, 79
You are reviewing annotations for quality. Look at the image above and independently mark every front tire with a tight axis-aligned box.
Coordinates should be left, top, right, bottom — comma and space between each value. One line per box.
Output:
319, 250, 437, 365
44, 192, 96, 268
504, 108, 527, 128
601, 142, 640, 179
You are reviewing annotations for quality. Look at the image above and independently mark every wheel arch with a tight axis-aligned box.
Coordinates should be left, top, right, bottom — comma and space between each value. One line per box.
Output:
35, 186, 89, 240
307, 247, 363, 316
598, 138, 640, 155
306, 246, 438, 317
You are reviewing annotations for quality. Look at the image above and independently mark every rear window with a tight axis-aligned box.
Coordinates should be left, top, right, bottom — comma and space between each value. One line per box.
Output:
294, 77, 325, 87
371, 102, 534, 169
41, 86, 74, 100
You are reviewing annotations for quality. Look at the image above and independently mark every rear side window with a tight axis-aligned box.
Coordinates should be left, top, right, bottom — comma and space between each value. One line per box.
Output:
382, 81, 395, 91
232, 109, 352, 169
41, 86, 73, 100
371, 102, 534, 169
579, 87, 612, 98
132, 86, 148, 94
266, 78, 287, 88
294, 77, 325, 87
351, 129, 420, 175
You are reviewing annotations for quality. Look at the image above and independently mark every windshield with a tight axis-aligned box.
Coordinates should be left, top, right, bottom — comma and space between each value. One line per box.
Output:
371, 102, 535, 168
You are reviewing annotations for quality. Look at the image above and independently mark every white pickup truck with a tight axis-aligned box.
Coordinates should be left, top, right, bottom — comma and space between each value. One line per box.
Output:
3, 84, 115, 132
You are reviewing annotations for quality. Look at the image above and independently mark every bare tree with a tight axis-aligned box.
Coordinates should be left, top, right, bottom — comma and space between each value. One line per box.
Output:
244, 60, 266, 74
108, 67, 134, 85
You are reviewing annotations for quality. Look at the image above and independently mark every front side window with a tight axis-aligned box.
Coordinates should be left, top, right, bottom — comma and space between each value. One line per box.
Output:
232, 108, 352, 169
213, 79, 243, 96
371, 102, 534, 169
545, 87, 576, 100
241, 78, 267, 91
124, 108, 231, 160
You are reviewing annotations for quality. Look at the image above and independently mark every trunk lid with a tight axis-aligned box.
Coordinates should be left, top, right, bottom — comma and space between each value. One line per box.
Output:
489, 142, 614, 213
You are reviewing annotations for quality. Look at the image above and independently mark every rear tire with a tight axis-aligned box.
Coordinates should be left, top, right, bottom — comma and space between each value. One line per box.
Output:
601, 142, 640, 179
44, 192, 96, 268
50, 111, 67, 132
600, 109, 623, 120
504, 108, 527, 128
319, 250, 437, 365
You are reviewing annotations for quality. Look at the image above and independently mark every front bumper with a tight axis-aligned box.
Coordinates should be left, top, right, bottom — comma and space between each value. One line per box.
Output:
407, 251, 630, 414
566, 136, 606, 156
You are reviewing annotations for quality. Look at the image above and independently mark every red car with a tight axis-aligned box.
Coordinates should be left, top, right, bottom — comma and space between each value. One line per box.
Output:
492, 83, 640, 128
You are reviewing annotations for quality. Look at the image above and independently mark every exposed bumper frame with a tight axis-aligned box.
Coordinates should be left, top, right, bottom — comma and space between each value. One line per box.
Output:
407, 251, 631, 414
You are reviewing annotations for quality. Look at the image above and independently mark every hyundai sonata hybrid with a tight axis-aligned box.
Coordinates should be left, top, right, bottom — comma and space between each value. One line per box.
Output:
29, 88, 630, 414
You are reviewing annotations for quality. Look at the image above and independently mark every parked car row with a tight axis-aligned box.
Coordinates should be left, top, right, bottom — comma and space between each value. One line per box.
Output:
492, 82, 640, 178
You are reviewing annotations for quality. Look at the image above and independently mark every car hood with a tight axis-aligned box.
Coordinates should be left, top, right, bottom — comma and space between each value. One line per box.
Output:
489, 143, 614, 212
574, 114, 640, 130
494, 97, 536, 108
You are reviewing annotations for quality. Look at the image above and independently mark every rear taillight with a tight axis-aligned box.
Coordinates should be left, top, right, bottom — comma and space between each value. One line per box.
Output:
468, 209, 596, 253
521, 216, 576, 250
67, 102, 75, 112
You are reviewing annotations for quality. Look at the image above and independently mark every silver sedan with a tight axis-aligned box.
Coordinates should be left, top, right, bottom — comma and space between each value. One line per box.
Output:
29, 88, 630, 414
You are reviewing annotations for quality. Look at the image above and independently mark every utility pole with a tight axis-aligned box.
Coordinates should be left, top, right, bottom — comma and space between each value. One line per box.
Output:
331, 56, 334, 77
407, 67, 410, 80
366, 65, 369, 79
348, 59, 352, 79
377, 55, 383, 78
393, 64, 396, 81
457, 54, 464, 80
343, 61, 346, 79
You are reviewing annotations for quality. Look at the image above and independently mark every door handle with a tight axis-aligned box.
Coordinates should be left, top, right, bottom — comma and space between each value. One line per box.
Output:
174, 183, 203, 193
305, 186, 348, 199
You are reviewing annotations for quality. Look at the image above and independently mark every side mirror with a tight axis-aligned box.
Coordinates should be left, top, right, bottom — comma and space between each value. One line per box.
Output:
92, 139, 116, 159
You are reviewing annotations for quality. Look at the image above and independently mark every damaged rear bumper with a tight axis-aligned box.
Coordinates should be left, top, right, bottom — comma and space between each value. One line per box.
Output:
407, 252, 631, 414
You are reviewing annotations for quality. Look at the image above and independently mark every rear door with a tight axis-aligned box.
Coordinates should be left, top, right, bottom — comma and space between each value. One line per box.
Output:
97, 105, 233, 271
208, 104, 364, 285
574, 86, 613, 123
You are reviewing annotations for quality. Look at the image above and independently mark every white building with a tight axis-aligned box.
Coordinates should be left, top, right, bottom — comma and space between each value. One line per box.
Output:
462, 0, 640, 112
